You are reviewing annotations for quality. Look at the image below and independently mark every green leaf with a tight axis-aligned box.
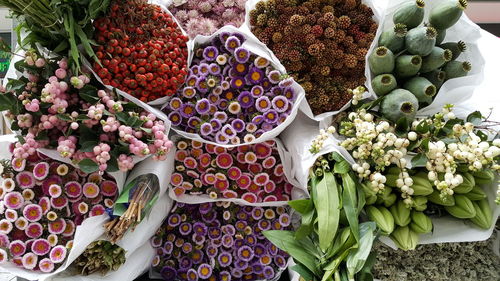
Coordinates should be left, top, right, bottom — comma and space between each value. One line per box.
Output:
334, 160, 350, 174
0, 93, 16, 111
288, 199, 312, 215
356, 252, 377, 281
76, 114, 90, 121
115, 112, 129, 124
140, 127, 153, 134
420, 138, 430, 151
342, 173, 359, 242
330, 152, 345, 162
477, 130, 488, 141
314, 172, 340, 252
395, 117, 409, 135
6, 79, 25, 92
321, 269, 335, 281
106, 156, 119, 172
466, 111, 482, 125
411, 153, 428, 168
416, 120, 430, 134
290, 263, 316, 281
78, 85, 99, 103
53, 40, 69, 54
57, 114, 73, 122
78, 158, 99, 173
263, 230, 321, 276
79, 141, 98, 152
325, 227, 355, 259
89, 0, 111, 19
346, 222, 377, 279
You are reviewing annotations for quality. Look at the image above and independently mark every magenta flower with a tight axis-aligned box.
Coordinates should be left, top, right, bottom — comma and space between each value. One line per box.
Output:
5, 209, 18, 222
242, 192, 258, 203
236, 174, 251, 189
9, 240, 26, 257
183, 157, 198, 169
47, 234, 58, 246
38, 197, 50, 214
222, 190, 237, 199
0, 233, 9, 248
23, 204, 43, 222
82, 182, 100, 199
31, 238, 51, 255
254, 143, 272, 159
64, 181, 82, 198
215, 153, 233, 169
100, 180, 117, 197
25, 222, 43, 238
39, 258, 55, 273
22, 252, 38, 270
4, 192, 24, 209
62, 220, 75, 237
171, 173, 184, 186
50, 196, 68, 209
90, 204, 106, 217
265, 181, 276, 193
0, 248, 7, 264
264, 195, 278, 202
16, 171, 35, 189
50, 245, 67, 263
12, 158, 26, 172
227, 167, 242, 180
254, 173, 270, 186
48, 218, 67, 234
48, 184, 62, 198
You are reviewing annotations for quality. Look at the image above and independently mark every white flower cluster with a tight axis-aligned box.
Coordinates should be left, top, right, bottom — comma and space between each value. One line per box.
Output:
310, 126, 336, 154
350, 86, 366, 106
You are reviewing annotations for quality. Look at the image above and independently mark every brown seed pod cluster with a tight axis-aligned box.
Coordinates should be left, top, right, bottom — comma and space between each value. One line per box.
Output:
249, 0, 378, 115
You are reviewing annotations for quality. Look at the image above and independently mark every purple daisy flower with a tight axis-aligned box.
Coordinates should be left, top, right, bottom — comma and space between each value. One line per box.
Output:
222, 224, 236, 236
228, 102, 241, 115
215, 132, 229, 144
210, 119, 222, 131
206, 245, 218, 258
195, 98, 211, 115
203, 46, 219, 61
232, 33, 246, 44
271, 86, 283, 96
231, 268, 243, 278
220, 271, 231, 281
200, 123, 213, 136
234, 259, 248, 270
163, 242, 173, 255
187, 268, 198, 281
252, 263, 265, 274
218, 99, 229, 110
237, 245, 254, 262
262, 122, 274, 131
218, 251, 233, 267
197, 263, 212, 279
268, 243, 279, 255
254, 243, 267, 258
188, 117, 202, 129
199, 63, 210, 75
208, 63, 221, 75
272, 96, 289, 113
283, 87, 296, 101
207, 94, 219, 105
256, 96, 271, 112
213, 86, 223, 95
191, 66, 200, 76
234, 47, 250, 63
235, 238, 246, 249
251, 115, 264, 125
230, 76, 246, 89
267, 70, 282, 84
245, 234, 257, 246
167, 214, 181, 227
179, 256, 193, 270
180, 104, 196, 118
279, 113, 290, 125
220, 124, 236, 139
235, 220, 247, 232
224, 36, 241, 52
186, 75, 198, 87
192, 222, 207, 236
274, 255, 288, 269
168, 112, 182, 127
279, 77, 294, 88
262, 78, 272, 90
182, 242, 193, 254
279, 213, 291, 227
232, 62, 248, 76
161, 266, 177, 281
263, 266, 275, 279
221, 80, 230, 90
258, 220, 271, 231
251, 207, 264, 220
264, 110, 279, 124
182, 87, 197, 99
219, 31, 231, 42
231, 119, 245, 133
221, 234, 234, 248
247, 67, 264, 85
193, 234, 206, 245
237, 91, 254, 108
192, 249, 204, 264
196, 77, 209, 93
208, 227, 222, 240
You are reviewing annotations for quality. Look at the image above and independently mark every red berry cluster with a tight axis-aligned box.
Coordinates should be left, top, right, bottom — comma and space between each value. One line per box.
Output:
93, 0, 189, 102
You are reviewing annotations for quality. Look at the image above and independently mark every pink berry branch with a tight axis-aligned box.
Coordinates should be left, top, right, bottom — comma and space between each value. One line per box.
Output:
0, 50, 173, 173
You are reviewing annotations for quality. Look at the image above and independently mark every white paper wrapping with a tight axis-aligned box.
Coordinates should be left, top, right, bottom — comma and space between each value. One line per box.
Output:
366, 0, 486, 118
243, 0, 384, 123
168, 137, 308, 207
162, 24, 306, 148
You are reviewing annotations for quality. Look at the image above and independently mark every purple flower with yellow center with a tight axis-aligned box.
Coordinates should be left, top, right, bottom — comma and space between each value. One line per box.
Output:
191, 66, 200, 75
220, 271, 231, 281
237, 245, 254, 262
151, 236, 162, 248
191, 249, 204, 264
232, 62, 248, 76
246, 234, 257, 246
221, 80, 230, 90
234, 259, 247, 271
196, 77, 209, 93
279, 77, 294, 88
188, 117, 202, 129
246, 123, 258, 133
186, 75, 198, 87
247, 67, 264, 84
194, 98, 210, 115
263, 266, 275, 279
234, 47, 250, 63
221, 124, 236, 139
221, 234, 234, 248
206, 245, 218, 258
258, 220, 271, 231
233, 33, 246, 44
203, 46, 219, 62
182, 87, 197, 99
283, 87, 296, 101
208, 63, 221, 75
218, 99, 229, 110
161, 266, 177, 281
224, 36, 241, 52
180, 104, 196, 118
199, 63, 210, 75
230, 119, 245, 133
271, 86, 283, 96
168, 112, 182, 127
206, 94, 219, 106
208, 227, 221, 240
236, 211, 248, 220
200, 123, 213, 136
279, 213, 291, 227
261, 78, 272, 90
254, 243, 266, 257
264, 110, 279, 124
222, 224, 236, 236
230, 76, 246, 89
179, 256, 192, 270
228, 102, 241, 115
219, 31, 231, 42
278, 113, 289, 125
210, 119, 222, 131
218, 251, 233, 267
181, 242, 193, 254
272, 96, 289, 113
197, 263, 212, 280
267, 70, 282, 84
187, 269, 198, 281
167, 214, 181, 227
236, 91, 253, 108
256, 96, 271, 112
192, 222, 208, 236
235, 220, 247, 232
254, 56, 270, 68
274, 255, 287, 269
268, 243, 279, 256
213, 86, 223, 95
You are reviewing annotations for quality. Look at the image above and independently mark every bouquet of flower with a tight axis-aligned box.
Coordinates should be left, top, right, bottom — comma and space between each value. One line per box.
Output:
0, 152, 118, 272
163, 30, 300, 145
0, 51, 173, 173
151, 202, 291, 280
168, 0, 247, 38
171, 138, 296, 204
92, 0, 189, 103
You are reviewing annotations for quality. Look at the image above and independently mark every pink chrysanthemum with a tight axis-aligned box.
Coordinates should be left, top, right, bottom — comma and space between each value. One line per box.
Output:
2, 178, 15, 192
64, 181, 82, 198
264, 181, 276, 193
236, 174, 251, 189
171, 173, 184, 186
82, 183, 100, 199
22, 189, 34, 201
104, 198, 114, 208
47, 234, 58, 246
198, 153, 212, 168
254, 173, 270, 186
50, 245, 67, 263
284, 182, 294, 194
48, 218, 66, 235
14, 217, 28, 230
39, 258, 55, 273
183, 157, 197, 169
3, 191, 24, 210
0, 233, 9, 248
62, 220, 75, 237
22, 252, 38, 270
274, 164, 284, 177
38, 197, 50, 214
50, 197, 68, 210
48, 184, 62, 198
100, 181, 117, 197
216, 153, 233, 169
227, 167, 242, 180
90, 205, 106, 217
25, 222, 43, 238
16, 171, 35, 189
244, 152, 257, 164
9, 240, 26, 257
262, 156, 277, 169
173, 187, 185, 197
31, 238, 51, 255
42, 176, 62, 196
33, 162, 49, 180
77, 202, 88, 214
214, 179, 229, 192
12, 158, 26, 172
23, 204, 43, 222
203, 173, 216, 185
264, 195, 278, 202
0, 248, 7, 264
254, 143, 272, 159
242, 192, 258, 203
222, 190, 237, 199
5, 209, 18, 222
0, 219, 14, 234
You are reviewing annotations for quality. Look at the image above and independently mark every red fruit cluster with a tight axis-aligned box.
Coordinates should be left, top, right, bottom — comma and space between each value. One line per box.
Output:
93, 0, 189, 102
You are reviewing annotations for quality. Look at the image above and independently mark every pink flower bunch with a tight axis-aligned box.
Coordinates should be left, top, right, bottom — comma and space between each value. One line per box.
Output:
170, 0, 247, 38
171, 139, 295, 203
1, 51, 174, 173
0, 153, 118, 271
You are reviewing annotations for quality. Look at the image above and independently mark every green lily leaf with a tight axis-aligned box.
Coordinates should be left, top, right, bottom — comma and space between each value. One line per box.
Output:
346, 222, 377, 279
314, 172, 340, 252
341, 173, 359, 242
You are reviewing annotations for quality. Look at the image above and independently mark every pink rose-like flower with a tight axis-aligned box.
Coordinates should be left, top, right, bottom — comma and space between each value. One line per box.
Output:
25, 222, 43, 239
82, 183, 100, 199
39, 258, 55, 273
23, 204, 43, 222
31, 238, 51, 256
0, 248, 7, 264
9, 240, 26, 257
50, 245, 67, 263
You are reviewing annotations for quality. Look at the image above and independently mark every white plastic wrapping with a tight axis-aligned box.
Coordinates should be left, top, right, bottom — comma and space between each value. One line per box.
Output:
366, 0, 486, 118
162, 24, 306, 148
243, 0, 384, 123
168, 137, 308, 206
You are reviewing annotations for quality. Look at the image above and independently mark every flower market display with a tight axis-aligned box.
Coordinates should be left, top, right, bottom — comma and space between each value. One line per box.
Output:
168, 0, 247, 38
0, 153, 118, 272
151, 202, 291, 280
171, 138, 295, 203
0, 0, 498, 280
163, 30, 299, 145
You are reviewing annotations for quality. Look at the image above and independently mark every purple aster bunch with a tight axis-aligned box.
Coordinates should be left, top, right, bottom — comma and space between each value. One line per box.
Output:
164, 31, 297, 145
169, 0, 247, 38
171, 139, 295, 203
151, 202, 291, 280
0, 152, 118, 272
